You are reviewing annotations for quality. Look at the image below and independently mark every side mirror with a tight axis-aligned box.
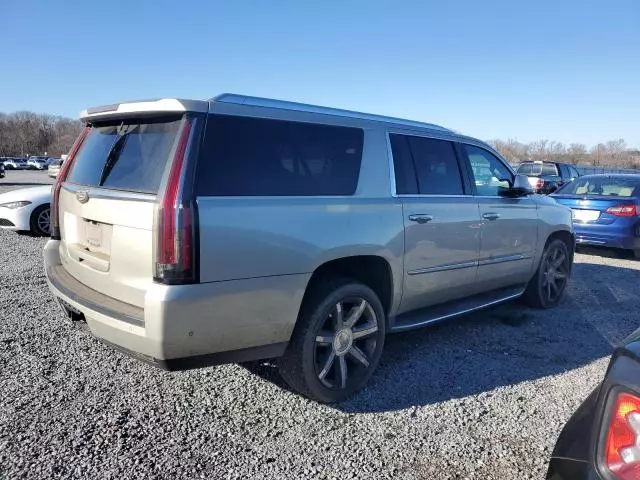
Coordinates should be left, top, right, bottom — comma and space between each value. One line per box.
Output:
500, 174, 533, 197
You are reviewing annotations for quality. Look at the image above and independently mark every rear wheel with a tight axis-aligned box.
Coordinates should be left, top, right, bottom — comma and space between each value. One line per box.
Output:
633, 250, 640, 260
30, 204, 51, 237
522, 238, 571, 308
279, 279, 386, 403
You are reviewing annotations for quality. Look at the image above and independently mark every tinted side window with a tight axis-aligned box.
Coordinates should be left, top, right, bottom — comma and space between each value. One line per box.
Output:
542, 163, 559, 176
461, 144, 512, 196
406, 136, 463, 195
559, 164, 570, 178
196, 115, 363, 196
516, 163, 534, 175
570, 166, 580, 178
389, 134, 418, 194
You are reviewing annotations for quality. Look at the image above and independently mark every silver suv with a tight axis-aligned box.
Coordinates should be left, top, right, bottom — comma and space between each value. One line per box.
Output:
44, 94, 574, 402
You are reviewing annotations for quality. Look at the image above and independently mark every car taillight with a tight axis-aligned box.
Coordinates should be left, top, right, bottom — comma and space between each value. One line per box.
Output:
606, 205, 638, 217
154, 118, 196, 284
604, 392, 640, 479
532, 178, 544, 191
51, 127, 90, 239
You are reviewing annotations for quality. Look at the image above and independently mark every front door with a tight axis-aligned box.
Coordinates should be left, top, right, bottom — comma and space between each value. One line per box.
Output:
389, 133, 482, 314
459, 144, 538, 290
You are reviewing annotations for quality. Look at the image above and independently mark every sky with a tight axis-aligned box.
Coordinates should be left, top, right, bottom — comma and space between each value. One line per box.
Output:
1, 0, 639, 148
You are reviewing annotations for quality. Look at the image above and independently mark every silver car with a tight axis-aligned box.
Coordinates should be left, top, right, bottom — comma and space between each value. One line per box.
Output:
44, 95, 574, 402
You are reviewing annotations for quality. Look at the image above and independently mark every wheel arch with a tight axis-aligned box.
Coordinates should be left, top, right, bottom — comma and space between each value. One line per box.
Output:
298, 255, 396, 324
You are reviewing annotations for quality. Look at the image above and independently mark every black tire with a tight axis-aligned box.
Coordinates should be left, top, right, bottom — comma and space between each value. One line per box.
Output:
278, 278, 386, 403
29, 204, 51, 237
633, 250, 640, 260
522, 238, 571, 308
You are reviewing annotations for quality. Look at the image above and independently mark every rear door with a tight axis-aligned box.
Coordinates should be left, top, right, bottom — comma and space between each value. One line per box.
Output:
391, 133, 482, 313
57, 116, 187, 308
459, 143, 538, 290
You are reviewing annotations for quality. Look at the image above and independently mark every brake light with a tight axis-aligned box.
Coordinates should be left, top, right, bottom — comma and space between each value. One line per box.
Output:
154, 118, 196, 284
51, 127, 90, 239
534, 178, 544, 190
605, 392, 640, 479
606, 205, 638, 217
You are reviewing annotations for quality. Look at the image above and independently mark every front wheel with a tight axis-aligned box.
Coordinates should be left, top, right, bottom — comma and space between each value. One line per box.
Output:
522, 238, 571, 308
30, 204, 51, 237
279, 279, 386, 403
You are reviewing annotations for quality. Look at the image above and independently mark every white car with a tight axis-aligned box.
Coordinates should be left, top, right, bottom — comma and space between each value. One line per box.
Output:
0, 185, 52, 236
26, 158, 48, 170
2, 159, 28, 170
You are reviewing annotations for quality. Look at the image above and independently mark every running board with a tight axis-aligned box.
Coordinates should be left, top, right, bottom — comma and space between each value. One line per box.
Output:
390, 285, 526, 333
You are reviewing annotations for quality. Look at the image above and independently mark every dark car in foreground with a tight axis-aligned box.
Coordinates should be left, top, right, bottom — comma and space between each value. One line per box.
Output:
517, 161, 580, 194
552, 175, 640, 258
548, 330, 640, 479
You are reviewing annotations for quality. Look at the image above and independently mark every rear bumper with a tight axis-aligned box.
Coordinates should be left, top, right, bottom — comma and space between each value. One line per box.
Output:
44, 240, 307, 368
546, 458, 598, 479
574, 223, 640, 250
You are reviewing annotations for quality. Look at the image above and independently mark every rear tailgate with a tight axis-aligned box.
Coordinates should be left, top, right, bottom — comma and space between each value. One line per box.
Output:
58, 186, 155, 307
57, 115, 186, 309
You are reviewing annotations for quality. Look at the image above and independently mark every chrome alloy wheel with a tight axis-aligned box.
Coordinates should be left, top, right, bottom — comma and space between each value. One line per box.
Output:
313, 297, 379, 390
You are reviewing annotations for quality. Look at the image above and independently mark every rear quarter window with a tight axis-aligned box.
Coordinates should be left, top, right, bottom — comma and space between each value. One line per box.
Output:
195, 115, 364, 196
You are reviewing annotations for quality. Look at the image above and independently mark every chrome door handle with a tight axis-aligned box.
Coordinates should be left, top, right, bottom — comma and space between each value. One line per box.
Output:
482, 212, 500, 221
408, 214, 433, 224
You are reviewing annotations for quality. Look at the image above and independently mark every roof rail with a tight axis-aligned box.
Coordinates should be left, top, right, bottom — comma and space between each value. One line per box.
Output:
211, 93, 451, 132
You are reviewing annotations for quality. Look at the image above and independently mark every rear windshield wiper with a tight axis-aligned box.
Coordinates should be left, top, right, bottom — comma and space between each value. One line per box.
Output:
99, 134, 127, 187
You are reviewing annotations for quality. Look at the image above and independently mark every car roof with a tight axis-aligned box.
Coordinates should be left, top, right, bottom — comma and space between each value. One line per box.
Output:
82, 93, 453, 134
577, 174, 640, 180
211, 93, 452, 133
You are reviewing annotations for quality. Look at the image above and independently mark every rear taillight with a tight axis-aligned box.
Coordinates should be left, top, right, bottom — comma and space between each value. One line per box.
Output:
154, 118, 196, 284
604, 392, 640, 479
51, 127, 90, 239
535, 178, 544, 190
606, 205, 639, 217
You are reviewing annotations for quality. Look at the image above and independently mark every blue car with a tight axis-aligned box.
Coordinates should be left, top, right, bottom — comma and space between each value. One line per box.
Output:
551, 174, 640, 258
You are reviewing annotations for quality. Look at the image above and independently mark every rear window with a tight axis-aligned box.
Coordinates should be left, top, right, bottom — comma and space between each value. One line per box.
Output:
516, 162, 558, 176
558, 177, 640, 197
66, 116, 183, 193
196, 115, 363, 196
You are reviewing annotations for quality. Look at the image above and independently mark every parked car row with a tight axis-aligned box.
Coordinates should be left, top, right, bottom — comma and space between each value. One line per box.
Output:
0, 156, 61, 170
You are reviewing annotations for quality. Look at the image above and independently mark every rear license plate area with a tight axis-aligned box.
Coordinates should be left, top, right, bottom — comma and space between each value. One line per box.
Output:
572, 209, 600, 223
85, 221, 103, 248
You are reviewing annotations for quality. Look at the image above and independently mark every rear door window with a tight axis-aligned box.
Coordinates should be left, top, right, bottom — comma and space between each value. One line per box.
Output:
389, 134, 418, 194
196, 115, 363, 196
407, 136, 464, 195
67, 116, 183, 194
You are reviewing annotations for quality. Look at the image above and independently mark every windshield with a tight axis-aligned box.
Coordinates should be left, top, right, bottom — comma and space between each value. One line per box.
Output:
557, 177, 640, 197
66, 116, 183, 194
516, 163, 559, 176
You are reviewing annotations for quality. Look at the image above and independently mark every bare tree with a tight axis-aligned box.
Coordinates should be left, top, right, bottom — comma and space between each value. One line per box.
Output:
0, 111, 82, 157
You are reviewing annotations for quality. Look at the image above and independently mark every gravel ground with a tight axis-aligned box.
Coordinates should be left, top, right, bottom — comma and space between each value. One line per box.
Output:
1, 173, 640, 479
